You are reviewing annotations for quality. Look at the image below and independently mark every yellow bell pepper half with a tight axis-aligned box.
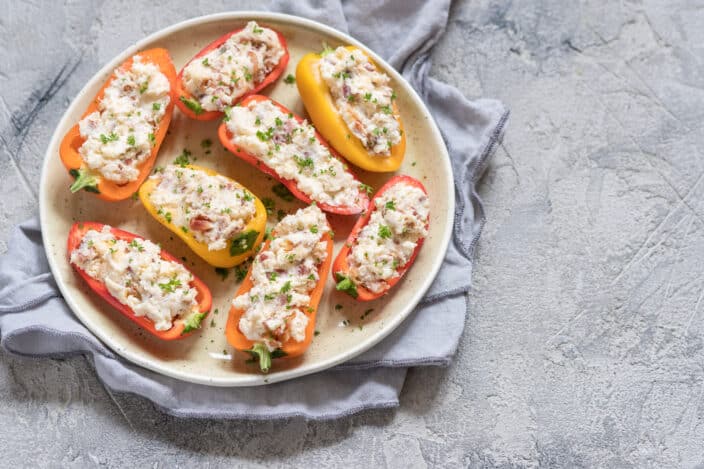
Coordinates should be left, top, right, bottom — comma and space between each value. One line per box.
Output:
295, 45, 406, 173
138, 164, 267, 268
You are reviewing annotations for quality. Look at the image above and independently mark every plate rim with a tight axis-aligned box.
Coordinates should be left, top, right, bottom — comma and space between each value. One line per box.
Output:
39, 11, 455, 387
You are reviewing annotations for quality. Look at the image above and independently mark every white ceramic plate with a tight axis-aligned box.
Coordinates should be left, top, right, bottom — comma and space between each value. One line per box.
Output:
40, 12, 454, 386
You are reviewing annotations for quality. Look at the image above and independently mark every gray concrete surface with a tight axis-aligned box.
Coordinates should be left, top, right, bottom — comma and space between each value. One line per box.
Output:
2, 0, 704, 467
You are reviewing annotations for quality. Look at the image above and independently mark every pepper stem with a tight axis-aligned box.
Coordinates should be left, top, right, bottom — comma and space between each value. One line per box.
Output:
247, 343, 272, 373
69, 168, 100, 194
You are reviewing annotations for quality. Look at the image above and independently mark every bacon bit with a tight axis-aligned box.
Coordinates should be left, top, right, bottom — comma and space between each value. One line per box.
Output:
248, 51, 259, 80
190, 214, 213, 232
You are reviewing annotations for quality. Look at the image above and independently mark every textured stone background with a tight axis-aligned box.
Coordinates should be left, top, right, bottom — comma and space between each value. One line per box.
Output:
3, 0, 704, 467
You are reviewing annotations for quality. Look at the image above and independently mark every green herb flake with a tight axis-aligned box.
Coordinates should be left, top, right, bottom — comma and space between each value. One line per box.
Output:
385, 200, 396, 210
215, 267, 230, 280
359, 183, 373, 196
272, 183, 294, 201
378, 225, 392, 239
284, 74, 296, 84
262, 197, 275, 214
152, 102, 161, 111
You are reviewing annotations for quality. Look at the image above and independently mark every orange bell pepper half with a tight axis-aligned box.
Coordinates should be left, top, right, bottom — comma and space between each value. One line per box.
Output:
59, 48, 177, 202
174, 25, 289, 121
295, 45, 406, 173
225, 232, 333, 372
218, 94, 369, 215
67, 222, 212, 340
332, 175, 428, 301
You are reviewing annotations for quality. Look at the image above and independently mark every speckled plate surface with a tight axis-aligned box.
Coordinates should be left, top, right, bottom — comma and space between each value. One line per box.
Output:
39, 12, 453, 386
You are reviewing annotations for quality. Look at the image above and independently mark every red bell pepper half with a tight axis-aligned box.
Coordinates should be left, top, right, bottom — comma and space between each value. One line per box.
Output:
175, 25, 289, 121
67, 222, 212, 340
218, 94, 369, 215
332, 175, 429, 301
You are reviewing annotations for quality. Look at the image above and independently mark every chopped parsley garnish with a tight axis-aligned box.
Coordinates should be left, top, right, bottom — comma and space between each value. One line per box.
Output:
280, 280, 292, 293
128, 239, 144, 252
256, 127, 274, 141
255, 117, 261, 126
127, 135, 136, 146
243, 66, 252, 81
378, 225, 392, 239
284, 74, 296, 84
252, 25, 264, 34
381, 105, 393, 114
364, 92, 372, 101
272, 183, 294, 201
275, 117, 283, 127
139, 81, 149, 94
294, 155, 315, 172
164, 212, 172, 223
215, 267, 230, 280
262, 197, 275, 214
359, 183, 373, 196
158, 276, 182, 293
234, 264, 249, 282
201, 58, 210, 67
200, 138, 212, 148
181, 226, 189, 234
391, 91, 397, 101
152, 102, 161, 111
269, 272, 278, 282
148, 133, 156, 145
309, 225, 319, 234
99, 132, 119, 144
174, 149, 192, 167
385, 200, 396, 210
179, 96, 204, 115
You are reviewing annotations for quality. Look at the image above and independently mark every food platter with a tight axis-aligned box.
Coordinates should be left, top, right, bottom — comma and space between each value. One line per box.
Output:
39, 12, 454, 386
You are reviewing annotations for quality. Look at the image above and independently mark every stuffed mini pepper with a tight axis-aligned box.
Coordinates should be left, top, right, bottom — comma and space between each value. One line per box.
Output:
218, 95, 369, 215
176, 21, 289, 120
226, 205, 333, 372
68, 222, 211, 339
333, 175, 429, 300
296, 45, 405, 172
138, 164, 267, 268
60, 49, 177, 200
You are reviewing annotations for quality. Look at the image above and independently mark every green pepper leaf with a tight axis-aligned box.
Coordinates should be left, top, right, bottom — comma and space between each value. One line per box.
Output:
230, 230, 259, 256
181, 311, 207, 334
244, 343, 287, 372
69, 168, 100, 194
335, 273, 358, 298
179, 96, 204, 115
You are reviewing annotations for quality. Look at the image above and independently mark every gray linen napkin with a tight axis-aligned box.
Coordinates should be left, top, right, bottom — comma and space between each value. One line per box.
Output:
0, 0, 508, 420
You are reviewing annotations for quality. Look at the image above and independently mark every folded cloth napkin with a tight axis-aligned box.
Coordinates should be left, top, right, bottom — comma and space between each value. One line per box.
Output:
0, 0, 508, 420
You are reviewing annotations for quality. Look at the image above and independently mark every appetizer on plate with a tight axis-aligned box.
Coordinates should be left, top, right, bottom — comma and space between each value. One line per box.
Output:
226, 205, 333, 372
218, 94, 369, 214
138, 164, 267, 268
333, 175, 429, 300
176, 21, 289, 120
67, 222, 211, 339
296, 45, 405, 172
60, 48, 177, 200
